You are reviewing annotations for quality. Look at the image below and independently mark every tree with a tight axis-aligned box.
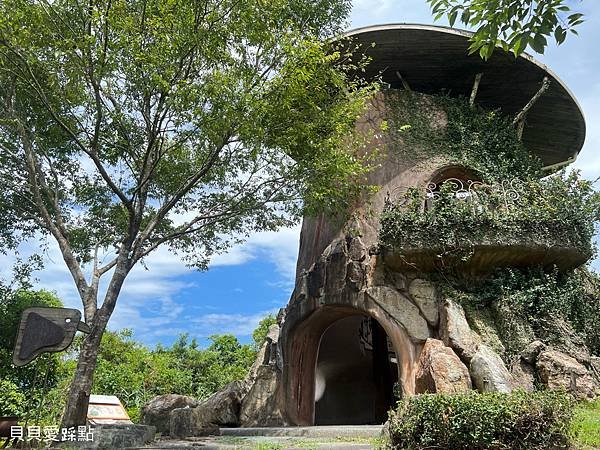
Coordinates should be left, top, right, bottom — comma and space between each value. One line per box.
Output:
252, 314, 278, 350
427, 0, 585, 58
0, 0, 374, 427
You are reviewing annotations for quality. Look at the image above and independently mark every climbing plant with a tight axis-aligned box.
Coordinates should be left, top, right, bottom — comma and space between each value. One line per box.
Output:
383, 90, 543, 182
378, 89, 600, 360
439, 267, 600, 358
380, 171, 600, 265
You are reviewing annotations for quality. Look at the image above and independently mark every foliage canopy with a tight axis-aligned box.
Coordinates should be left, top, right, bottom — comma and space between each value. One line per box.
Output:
427, 0, 585, 59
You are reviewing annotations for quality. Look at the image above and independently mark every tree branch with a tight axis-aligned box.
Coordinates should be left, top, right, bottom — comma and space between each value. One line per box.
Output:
513, 76, 551, 126
469, 72, 483, 107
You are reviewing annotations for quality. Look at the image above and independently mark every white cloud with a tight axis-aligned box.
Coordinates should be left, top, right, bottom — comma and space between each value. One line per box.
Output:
191, 309, 279, 338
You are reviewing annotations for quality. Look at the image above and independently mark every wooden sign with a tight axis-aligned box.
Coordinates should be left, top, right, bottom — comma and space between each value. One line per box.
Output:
12, 307, 90, 367
87, 395, 132, 425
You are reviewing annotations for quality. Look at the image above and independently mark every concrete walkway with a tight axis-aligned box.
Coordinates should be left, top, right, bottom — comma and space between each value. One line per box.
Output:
129, 425, 384, 449
220, 425, 383, 438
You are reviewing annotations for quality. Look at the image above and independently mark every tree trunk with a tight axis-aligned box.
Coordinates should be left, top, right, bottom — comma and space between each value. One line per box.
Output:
60, 262, 129, 429
60, 315, 108, 428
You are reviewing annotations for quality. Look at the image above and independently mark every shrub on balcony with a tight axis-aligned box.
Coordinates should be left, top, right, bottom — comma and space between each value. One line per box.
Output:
379, 171, 600, 260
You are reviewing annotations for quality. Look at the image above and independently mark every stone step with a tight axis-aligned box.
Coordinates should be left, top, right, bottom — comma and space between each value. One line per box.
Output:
219, 425, 383, 439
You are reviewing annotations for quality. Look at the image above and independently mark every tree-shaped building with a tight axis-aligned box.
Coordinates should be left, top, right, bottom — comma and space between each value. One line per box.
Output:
170, 24, 599, 434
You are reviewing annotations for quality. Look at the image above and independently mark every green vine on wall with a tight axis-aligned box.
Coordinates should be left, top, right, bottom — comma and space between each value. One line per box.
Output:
378, 89, 600, 360
440, 267, 600, 358
383, 89, 543, 182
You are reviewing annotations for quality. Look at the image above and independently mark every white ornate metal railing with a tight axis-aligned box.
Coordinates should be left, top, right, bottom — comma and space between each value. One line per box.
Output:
385, 178, 523, 212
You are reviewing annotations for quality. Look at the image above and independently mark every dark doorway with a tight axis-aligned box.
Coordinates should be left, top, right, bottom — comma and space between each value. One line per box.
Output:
314, 315, 398, 425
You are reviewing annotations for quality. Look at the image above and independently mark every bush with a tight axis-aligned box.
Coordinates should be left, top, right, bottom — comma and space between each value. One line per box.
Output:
0, 379, 26, 416
388, 391, 575, 450
380, 172, 600, 260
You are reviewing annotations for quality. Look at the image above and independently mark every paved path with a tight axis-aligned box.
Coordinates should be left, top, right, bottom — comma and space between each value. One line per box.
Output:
129, 425, 384, 449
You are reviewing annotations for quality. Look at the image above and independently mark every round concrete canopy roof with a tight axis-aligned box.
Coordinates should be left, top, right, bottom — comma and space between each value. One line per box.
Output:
344, 24, 586, 167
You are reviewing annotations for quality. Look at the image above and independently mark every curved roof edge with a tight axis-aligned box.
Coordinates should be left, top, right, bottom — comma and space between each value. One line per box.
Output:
341, 23, 586, 166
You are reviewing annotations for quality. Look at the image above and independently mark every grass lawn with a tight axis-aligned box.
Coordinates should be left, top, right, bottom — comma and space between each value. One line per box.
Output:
573, 399, 600, 449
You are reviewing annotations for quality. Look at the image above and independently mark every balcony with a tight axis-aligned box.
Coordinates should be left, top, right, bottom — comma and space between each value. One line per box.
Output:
379, 175, 596, 273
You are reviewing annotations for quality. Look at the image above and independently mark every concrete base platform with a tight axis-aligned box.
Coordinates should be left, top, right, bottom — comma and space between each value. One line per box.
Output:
220, 425, 383, 438
128, 425, 384, 449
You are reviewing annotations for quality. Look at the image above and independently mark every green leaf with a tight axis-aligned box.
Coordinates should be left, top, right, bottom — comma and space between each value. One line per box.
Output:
568, 13, 585, 24
449, 10, 458, 27
512, 37, 524, 56
529, 34, 547, 53
554, 26, 567, 45
461, 9, 471, 25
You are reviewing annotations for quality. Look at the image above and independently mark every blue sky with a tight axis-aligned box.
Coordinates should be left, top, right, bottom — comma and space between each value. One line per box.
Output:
3, 0, 600, 348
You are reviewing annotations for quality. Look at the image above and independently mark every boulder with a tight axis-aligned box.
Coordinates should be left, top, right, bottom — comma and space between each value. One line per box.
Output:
169, 408, 218, 438
415, 338, 472, 394
536, 350, 599, 400
521, 340, 546, 365
440, 300, 481, 362
140, 394, 198, 435
366, 286, 430, 342
169, 380, 247, 438
408, 279, 439, 326
59, 424, 155, 450
240, 365, 285, 427
469, 345, 513, 393
240, 323, 285, 426
510, 359, 536, 392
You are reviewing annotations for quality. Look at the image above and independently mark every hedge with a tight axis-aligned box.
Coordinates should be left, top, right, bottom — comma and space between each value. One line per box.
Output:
387, 390, 575, 450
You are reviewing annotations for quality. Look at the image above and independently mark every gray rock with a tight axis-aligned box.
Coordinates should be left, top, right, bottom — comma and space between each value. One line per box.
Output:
366, 286, 430, 342
408, 279, 439, 326
470, 345, 514, 393
347, 261, 366, 290
537, 350, 599, 400
307, 260, 325, 298
58, 424, 155, 450
140, 394, 198, 435
240, 323, 285, 426
440, 300, 481, 362
169, 407, 218, 438
347, 236, 367, 261
510, 359, 536, 392
325, 240, 348, 293
169, 380, 247, 438
415, 338, 472, 394
388, 271, 406, 291
240, 365, 285, 427
521, 340, 546, 365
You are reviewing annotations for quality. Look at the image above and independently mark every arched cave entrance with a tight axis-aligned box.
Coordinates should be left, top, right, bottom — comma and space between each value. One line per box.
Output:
314, 314, 398, 425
